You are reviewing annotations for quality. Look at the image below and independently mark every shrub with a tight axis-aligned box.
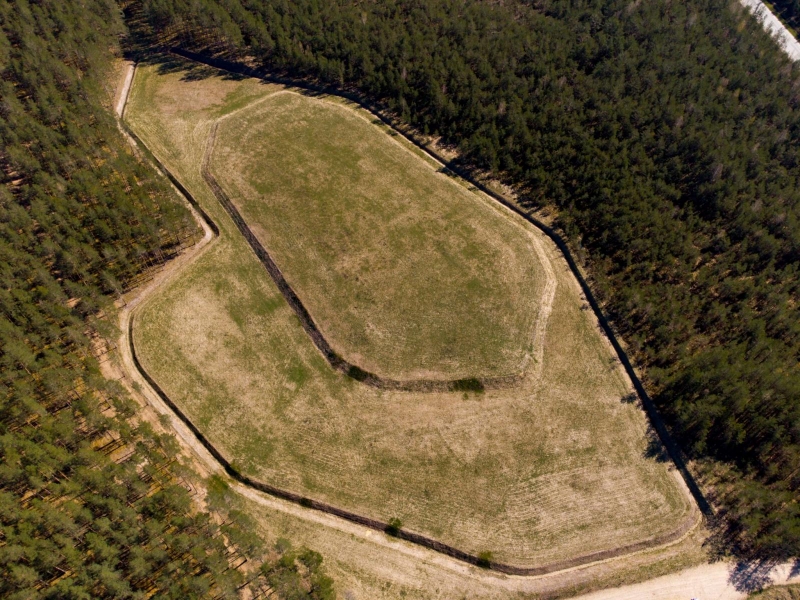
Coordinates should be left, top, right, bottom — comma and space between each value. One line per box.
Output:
347, 365, 369, 381
384, 517, 403, 536
452, 378, 484, 393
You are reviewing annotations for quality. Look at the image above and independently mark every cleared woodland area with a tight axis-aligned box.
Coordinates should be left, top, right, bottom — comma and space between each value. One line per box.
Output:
125, 58, 692, 567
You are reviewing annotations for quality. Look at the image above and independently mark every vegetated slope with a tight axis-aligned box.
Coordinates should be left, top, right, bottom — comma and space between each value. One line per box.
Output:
126, 60, 691, 567
136, 0, 800, 556
0, 2, 333, 597
210, 91, 542, 381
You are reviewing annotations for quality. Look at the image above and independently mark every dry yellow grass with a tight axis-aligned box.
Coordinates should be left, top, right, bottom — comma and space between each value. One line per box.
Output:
125, 57, 693, 568
227, 481, 709, 600
210, 91, 542, 381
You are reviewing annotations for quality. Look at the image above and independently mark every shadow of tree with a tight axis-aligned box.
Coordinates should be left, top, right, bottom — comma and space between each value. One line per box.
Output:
644, 424, 670, 463
791, 558, 800, 579
127, 50, 251, 85
617, 393, 670, 463
297, 87, 326, 98
728, 559, 779, 593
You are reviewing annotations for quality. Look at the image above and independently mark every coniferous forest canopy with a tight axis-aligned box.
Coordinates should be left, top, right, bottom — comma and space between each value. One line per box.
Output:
0, 0, 333, 597
135, 0, 800, 557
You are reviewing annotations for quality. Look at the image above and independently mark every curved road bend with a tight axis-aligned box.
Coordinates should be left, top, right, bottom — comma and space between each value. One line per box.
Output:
740, 0, 800, 61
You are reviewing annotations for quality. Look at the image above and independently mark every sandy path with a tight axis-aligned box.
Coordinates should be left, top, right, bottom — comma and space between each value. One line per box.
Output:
115, 62, 135, 117
111, 64, 219, 471
740, 0, 800, 61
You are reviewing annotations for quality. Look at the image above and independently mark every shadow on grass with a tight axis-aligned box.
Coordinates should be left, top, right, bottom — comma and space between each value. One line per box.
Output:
792, 558, 800, 579
617, 393, 669, 463
644, 425, 670, 463
134, 51, 251, 84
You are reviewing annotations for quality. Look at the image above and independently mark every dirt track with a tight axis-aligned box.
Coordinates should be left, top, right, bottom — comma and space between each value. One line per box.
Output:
115, 61, 135, 117
573, 560, 800, 600
200, 121, 523, 393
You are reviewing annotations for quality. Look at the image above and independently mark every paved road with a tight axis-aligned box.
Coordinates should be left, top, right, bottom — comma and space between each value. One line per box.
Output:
741, 0, 800, 61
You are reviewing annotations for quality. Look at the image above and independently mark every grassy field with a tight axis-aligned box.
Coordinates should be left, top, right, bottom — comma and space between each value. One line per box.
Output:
752, 586, 800, 600
209, 91, 542, 381
126, 57, 693, 567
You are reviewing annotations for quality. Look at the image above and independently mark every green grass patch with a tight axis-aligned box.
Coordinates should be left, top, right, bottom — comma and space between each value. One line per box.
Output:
384, 517, 403, 537
210, 91, 542, 382
477, 551, 494, 569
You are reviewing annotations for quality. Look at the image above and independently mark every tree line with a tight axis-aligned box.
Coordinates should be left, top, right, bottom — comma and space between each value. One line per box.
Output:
767, 0, 800, 36
134, 0, 800, 557
0, 0, 332, 597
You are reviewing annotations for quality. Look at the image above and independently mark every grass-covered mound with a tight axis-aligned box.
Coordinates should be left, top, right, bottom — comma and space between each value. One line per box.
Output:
126, 61, 693, 567
210, 91, 541, 381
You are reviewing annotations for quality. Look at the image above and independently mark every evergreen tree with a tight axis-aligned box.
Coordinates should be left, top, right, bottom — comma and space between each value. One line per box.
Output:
1, 1, 333, 596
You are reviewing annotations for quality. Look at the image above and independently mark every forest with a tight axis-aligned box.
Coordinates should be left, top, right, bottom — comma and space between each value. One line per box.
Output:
133, 0, 800, 558
0, 0, 332, 597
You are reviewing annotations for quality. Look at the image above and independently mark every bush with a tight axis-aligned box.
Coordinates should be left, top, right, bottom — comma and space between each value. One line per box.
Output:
452, 378, 484, 393
346, 365, 369, 381
384, 517, 403, 536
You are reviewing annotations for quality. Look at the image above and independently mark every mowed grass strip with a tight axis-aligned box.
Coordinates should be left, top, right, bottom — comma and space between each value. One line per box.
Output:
210, 92, 542, 381
126, 60, 693, 566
